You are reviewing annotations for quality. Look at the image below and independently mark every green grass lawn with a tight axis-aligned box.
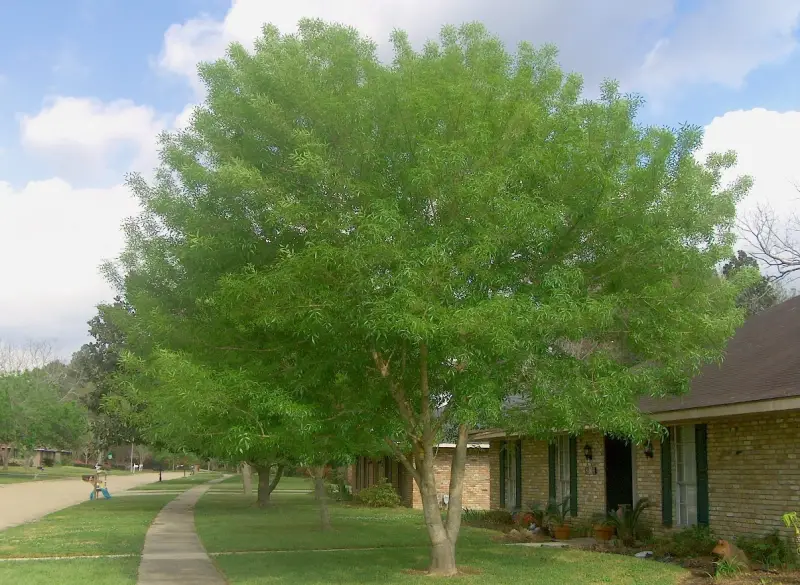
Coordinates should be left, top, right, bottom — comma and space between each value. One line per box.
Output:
213, 546, 686, 585
0, 494, 176, 558
129, 471, 224, 490
195, 492, 687, 584
0, 558, 140, 585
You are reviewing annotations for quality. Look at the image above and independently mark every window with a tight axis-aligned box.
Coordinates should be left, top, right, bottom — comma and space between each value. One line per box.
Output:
673, 425, 698, 527
501, 441, 522, 510
503, 443, 518, 509
556, 435, 571, 502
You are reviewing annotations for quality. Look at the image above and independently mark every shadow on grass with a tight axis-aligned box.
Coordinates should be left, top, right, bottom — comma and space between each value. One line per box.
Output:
213, 546, 687, 585
195, 492, 495, 554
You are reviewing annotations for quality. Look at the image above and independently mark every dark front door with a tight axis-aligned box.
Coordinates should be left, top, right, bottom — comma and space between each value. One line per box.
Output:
605, 437, 633, 513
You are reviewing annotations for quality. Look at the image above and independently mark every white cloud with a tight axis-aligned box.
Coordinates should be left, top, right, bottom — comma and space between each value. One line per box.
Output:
0, 179, 139, 356
20, 97, 166, 180
636, 0, 800, 98
700, 108, 800, 279
156, 0, 800, 100
701, 108, 800, 217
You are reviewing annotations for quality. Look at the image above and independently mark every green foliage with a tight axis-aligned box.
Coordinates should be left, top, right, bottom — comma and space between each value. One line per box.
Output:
722, 250, 784, 317
605, 498, 651, 546
461, 509, 514, 530
736, 531, 796, 569
108, 17, 754, 563
664, 525, 718, 558
0, 365, 89, 455
355, 479, 402, 508
527, 501, 547, 528
714, 557, 745, 579
783, 512, 800, 554
547, 496, 571, 527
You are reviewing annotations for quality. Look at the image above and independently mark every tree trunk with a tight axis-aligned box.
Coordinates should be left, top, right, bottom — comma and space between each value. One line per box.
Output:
241, 462, 252, 496
255, 464, 272, 508
254, 463, 284, 508
312, 466, 331, 530
1, 446, 8, 470
418, 451, 458, 576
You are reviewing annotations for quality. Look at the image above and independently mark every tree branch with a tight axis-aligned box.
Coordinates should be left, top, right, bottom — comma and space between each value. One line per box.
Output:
384, 437, 421, 486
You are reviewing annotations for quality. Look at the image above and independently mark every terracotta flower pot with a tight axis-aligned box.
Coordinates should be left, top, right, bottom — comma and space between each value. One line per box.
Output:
593, 525, 614, 541
553, 525, 571, 540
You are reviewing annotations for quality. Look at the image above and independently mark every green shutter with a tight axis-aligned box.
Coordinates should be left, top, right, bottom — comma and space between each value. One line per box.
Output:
548, 442, 556, 502
569, 436, 578, 517
515, 440, 523, 509
499, 442, 506, 509
661, 431, 673, 527
696, 424, 709, 526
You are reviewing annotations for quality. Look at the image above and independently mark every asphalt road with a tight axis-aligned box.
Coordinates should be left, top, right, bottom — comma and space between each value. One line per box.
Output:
0, 471, 184, 531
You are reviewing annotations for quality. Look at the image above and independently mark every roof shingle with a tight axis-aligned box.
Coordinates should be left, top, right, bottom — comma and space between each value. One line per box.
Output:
640, 295, 800, 413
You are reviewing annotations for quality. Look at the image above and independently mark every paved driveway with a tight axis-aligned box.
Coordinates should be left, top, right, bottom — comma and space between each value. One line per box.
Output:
0, 471, 184, 531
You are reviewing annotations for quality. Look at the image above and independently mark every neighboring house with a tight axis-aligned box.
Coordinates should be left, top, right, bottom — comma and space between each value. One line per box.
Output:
32, 448, 72, 467
350, 442, 491, 510
0, 445, 72, 467
470, 296, 800, 540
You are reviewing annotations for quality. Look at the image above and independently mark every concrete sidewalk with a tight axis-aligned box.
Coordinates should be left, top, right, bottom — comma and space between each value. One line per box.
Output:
0, 471, 184, 531
137, 481, 226, 585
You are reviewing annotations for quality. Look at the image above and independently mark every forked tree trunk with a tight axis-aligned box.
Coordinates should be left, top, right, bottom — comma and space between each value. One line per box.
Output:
254, 462, 284, 508
241, 462, 253, 496
417, 423, 469, 576
378, 343, 470, 577
311, 466, 331, 530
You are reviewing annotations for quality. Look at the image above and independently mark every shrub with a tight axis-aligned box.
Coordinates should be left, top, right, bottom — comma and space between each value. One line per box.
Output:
666, 525, 718, 558
461, 509, 513, 530
714, 557, 745, 579
606, 498, 651, 546
736, 531, 796, 569
355, 479, 401, 508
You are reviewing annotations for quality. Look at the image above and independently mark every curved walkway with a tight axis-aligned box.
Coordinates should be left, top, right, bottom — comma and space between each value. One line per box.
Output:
137, 479, 227, 585
0, 471, 184, 531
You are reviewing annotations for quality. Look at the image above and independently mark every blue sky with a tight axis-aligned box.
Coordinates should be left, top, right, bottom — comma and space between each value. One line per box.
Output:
2, 0, 800, 357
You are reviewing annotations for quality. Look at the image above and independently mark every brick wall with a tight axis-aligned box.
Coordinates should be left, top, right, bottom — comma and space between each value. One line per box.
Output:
411, 447, 490, 510
634, 437, 663, 530
487, 410, 800, 540
491, 433, 608, 523
351, 449, 490, 510
707, 411, 800, 540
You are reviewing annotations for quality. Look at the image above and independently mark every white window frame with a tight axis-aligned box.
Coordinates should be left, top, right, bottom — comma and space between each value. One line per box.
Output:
672, 424, 698, 527
556, 435, 570, 502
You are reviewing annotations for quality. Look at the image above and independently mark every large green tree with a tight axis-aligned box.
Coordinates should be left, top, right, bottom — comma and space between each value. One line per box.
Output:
113, 21, 753, 574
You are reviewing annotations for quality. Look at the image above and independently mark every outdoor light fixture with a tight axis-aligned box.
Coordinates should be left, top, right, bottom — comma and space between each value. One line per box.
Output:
583, 443, 597, 475
644, 440, 654, 459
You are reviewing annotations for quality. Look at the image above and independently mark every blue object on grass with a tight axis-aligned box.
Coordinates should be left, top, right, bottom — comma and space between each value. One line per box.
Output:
101, 488, 111, 499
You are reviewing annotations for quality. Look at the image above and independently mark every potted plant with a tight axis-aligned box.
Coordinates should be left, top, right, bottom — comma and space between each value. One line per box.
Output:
605, 498, 651, 547
547, 496, 572, 540
592, 512, 614, 541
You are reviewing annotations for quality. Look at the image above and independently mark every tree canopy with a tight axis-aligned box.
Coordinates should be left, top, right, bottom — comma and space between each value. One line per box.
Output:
110, 20, 753, 574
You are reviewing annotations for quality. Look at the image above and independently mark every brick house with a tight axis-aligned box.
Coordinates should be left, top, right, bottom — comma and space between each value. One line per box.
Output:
350, 442, 491, 510
471, 296, 800, 541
